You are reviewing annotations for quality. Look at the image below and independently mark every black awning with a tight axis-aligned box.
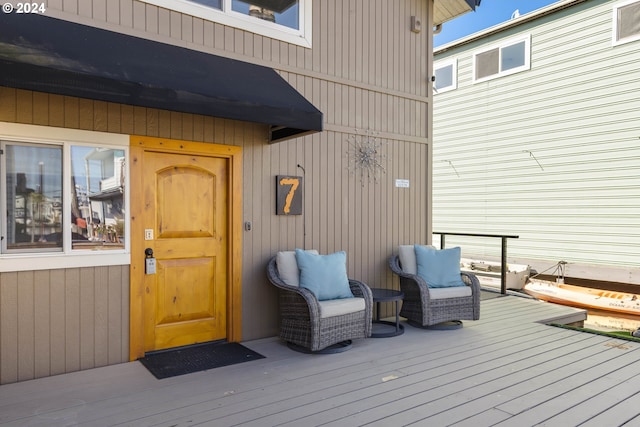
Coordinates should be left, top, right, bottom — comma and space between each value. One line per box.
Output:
464, 0, 481, 11
0, 14, 322, 143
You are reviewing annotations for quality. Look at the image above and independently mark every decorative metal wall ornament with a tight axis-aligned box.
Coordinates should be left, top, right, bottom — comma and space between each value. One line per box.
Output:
345, 129, 387, 186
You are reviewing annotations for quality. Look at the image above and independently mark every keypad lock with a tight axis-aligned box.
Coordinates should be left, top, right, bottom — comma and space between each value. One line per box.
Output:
145, 248, 156, 275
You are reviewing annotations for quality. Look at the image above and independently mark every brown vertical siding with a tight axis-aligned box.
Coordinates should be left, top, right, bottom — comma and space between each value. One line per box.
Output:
1, 0, 432, 383
0, 264, 128, 383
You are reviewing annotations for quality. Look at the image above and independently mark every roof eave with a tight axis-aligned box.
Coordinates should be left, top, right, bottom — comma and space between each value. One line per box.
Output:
433, 0, 481, 26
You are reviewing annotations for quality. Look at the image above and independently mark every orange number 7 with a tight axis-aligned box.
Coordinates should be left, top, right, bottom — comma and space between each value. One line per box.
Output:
279, 177, 300, 214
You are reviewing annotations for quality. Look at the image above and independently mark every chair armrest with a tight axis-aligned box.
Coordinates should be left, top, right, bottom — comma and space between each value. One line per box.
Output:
461, 271, 481, 294
389, 254, 429, 287
388, 254, 417, 280
349, 279, 373, 307
389, 254, 434, 301
267, 257, 321, 314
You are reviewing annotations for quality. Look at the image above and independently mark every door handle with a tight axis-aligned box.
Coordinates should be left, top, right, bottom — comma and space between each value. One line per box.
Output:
145, 248, 156, 274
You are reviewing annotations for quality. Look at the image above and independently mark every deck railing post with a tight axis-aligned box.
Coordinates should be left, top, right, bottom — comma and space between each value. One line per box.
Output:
501, 237, 507, 295
433, 232, 519, 295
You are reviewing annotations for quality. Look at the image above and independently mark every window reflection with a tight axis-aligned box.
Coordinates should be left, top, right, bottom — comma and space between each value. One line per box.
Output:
5, 145, 63, 251
501, 41, 525, 72
233, 0, 299, 29
435, 64, 454, 91
71, 147, 125, 250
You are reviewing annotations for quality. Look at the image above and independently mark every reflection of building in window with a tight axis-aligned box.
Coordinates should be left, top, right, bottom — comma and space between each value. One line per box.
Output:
73, 148, 125, 244
4, 145, 63, 250
12, 173, 61, 245
236, 0, 299, 28
249, 5, 275, 22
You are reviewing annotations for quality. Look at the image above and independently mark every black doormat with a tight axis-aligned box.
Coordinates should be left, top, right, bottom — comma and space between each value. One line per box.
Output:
138, 342, 265, 379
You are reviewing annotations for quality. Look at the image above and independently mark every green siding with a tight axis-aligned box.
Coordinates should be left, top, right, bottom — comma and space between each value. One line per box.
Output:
433, 0, 640, 281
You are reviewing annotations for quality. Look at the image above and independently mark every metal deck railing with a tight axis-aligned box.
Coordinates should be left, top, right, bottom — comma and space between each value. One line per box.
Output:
433, 231, 519, 294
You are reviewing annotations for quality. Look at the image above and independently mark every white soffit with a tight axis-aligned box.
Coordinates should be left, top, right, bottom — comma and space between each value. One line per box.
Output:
433, 0, 478, 26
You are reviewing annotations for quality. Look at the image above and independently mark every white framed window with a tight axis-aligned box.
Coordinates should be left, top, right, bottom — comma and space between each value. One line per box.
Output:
434, 59, 457, 93
472, 35, 531, 83
613, 0, 640, 46
0, 123, 130, 272
140, 0, 312, 48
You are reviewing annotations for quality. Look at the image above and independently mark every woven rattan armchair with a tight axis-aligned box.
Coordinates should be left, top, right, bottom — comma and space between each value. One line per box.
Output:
389, 251, 480, 328
267, 254, 373, 353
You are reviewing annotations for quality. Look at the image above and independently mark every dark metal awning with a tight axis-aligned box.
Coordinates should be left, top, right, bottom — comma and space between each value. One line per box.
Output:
465, 0, 482, 11
0, 14, 323, 143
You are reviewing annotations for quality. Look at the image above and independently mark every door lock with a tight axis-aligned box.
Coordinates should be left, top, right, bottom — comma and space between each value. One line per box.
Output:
145, 248, 156, 275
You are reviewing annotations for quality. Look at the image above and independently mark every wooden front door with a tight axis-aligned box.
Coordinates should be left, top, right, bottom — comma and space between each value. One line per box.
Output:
129, 137, 243, 358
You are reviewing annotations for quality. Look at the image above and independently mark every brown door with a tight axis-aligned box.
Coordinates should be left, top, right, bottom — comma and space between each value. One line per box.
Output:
140, 150, 228, 352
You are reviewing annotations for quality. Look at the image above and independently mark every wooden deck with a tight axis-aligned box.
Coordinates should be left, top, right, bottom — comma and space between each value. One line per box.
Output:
2, 293, 640, 426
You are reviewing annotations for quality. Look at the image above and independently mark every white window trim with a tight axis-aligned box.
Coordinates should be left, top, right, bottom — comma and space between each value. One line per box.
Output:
139, 0, 312, 48
434, 58, 457, 94
0, 122, 130, 272
612, 0, 640, 46
472, 34, 531, 84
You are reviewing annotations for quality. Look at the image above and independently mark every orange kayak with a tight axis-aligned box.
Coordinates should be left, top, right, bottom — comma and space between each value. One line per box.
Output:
523, 280, 640, 316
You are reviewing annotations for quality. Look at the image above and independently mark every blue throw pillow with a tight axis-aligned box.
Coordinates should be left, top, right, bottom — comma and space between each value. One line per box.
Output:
414, 245, 466, 288
295, 249, 354, 300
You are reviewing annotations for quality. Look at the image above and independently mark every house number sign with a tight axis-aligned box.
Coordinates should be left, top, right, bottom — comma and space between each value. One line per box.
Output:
276, 175, 302, 215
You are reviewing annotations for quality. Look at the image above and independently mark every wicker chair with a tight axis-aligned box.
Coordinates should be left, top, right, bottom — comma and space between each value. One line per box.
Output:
267, 253, 373, 353
389, 248, 480, 328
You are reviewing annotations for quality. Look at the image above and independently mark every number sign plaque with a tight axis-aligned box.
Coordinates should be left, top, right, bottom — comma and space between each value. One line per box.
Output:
276, 175, 302, 215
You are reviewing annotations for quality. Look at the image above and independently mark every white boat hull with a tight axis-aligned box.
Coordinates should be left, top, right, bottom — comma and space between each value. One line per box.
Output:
461, 258, 531, 290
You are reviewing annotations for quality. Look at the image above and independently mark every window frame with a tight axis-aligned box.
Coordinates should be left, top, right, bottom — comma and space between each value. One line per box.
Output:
2, 141, 64, 254
139, 0, 312, 48
613, 0, 640, 46
0, 123, 130, 273
472, 34, 531, 84
433, 59, 457, 94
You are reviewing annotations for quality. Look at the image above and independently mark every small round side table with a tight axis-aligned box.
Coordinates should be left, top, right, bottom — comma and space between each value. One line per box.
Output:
370, 288, 404, 338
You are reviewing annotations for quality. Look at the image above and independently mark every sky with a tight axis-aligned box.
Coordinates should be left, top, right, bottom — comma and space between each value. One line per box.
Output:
434, 0, 562, 47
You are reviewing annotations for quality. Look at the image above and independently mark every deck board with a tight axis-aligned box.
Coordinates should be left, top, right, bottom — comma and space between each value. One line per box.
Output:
2, 293, 640, 426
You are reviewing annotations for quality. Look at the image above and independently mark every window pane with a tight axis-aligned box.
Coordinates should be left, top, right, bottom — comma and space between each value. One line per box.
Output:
476, 48, 499, 80
232, 0, 299, 30
5, 145, 62, 251
187, 0, 222, 9
71, 147, 125, 250
435, 64, 454, 90
501, 41, 525, 72
618, 2, 640, 41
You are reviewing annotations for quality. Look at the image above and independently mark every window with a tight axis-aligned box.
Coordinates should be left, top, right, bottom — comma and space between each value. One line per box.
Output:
140, 0, 312, 48
70, 147, 126, 251
613, 0, 640, 45
434, 59, 457, 93
0, 124, 129, 272
473, 35, 531, 83
4, 144, 63, 252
